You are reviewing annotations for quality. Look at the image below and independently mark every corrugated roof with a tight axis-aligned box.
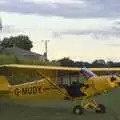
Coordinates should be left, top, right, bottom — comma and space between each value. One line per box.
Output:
2, 47, 43, 56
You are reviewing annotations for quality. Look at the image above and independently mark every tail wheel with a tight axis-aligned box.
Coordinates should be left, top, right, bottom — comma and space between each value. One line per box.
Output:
73, 105, 84, 115
95, 104, 106, 113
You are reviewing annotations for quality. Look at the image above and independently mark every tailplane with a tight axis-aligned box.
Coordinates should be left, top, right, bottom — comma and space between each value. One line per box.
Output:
0, 76, 10, 94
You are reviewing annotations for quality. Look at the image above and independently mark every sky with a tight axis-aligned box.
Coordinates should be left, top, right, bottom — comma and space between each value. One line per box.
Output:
0, 0, 120, 62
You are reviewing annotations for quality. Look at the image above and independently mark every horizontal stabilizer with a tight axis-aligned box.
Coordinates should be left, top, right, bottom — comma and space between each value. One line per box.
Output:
0, 76, 9, 93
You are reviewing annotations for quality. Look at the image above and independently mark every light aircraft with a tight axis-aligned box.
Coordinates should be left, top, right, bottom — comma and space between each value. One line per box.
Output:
0, 64, 120, 115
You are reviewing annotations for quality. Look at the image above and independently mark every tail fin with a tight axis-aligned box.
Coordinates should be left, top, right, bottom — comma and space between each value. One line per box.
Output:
0, 76, 10, 93
80, 68, 97, 79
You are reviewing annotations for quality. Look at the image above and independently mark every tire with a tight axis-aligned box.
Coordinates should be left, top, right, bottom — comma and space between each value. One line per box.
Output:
73, 105, 84, 115
95, 104, 106, 113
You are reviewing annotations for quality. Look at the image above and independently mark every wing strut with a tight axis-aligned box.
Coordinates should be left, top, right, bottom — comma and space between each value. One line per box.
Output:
36, 72, 72, 100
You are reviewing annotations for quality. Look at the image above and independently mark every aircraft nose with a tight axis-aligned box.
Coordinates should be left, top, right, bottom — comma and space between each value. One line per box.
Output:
110, 76, 117, 82
110, 76, 120, 87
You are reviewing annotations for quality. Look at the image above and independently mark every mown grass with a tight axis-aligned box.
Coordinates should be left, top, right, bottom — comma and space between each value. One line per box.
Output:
0, 89, 120, 120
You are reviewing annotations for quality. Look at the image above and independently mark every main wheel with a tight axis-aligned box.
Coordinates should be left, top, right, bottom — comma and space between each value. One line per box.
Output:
95, 104, 106, 113
73, 105, 84, 115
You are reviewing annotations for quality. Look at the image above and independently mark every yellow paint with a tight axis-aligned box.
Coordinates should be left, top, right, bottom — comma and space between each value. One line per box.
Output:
8, 78, 67, 101
82, 75, 120, 97
0, 76, 9, 91
0, 64, 120, 103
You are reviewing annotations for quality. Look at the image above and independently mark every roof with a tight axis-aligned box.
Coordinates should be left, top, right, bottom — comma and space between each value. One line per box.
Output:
2, 47, 43, 56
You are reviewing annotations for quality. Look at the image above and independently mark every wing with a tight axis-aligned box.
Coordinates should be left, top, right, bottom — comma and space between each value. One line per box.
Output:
90, 68, 120, 75
0, 64, 81, 85
80, 67, 120, 79
0, 64, 80, 72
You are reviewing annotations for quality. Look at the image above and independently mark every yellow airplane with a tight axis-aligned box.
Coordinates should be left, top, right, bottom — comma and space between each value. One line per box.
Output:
0, 64, 120, 115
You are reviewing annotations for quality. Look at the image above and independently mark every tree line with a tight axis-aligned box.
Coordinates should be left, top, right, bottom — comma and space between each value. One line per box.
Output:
0, 35, 120, 67
56, 57, 120, 68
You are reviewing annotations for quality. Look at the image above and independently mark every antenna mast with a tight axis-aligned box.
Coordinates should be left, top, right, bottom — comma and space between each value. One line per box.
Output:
0, 17, 2, 32
0, 17, 2, 43
42, 40, 50, 60
0, 17, 2, 50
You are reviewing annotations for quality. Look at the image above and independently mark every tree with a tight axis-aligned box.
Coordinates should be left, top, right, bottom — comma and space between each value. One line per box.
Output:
1, 35, 33, 51
92, 59, 106, 67
107, 61, 114, 67
58, 57, 75, 67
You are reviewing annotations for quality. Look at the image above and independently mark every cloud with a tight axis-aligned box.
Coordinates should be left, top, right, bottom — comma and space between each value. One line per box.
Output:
0, 0, 120, 18
52, 20, 120, 39
107, 44, 120, 47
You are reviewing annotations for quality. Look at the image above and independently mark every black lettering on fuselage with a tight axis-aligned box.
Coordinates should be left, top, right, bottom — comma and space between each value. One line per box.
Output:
38, 87, 42, 93
22, 88, 28, 95
14, 88, 21, 96
33, 86, 37, 94
27, 87, 32, 94
14, 86, 42, 96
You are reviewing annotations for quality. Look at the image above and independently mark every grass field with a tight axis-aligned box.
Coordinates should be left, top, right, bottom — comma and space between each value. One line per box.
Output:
0, 89, 120, 120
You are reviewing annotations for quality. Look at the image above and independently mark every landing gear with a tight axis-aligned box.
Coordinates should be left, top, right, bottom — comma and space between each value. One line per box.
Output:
73, 105, 84, 115
95, 104, 106, 113
73, 98, 106, 115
